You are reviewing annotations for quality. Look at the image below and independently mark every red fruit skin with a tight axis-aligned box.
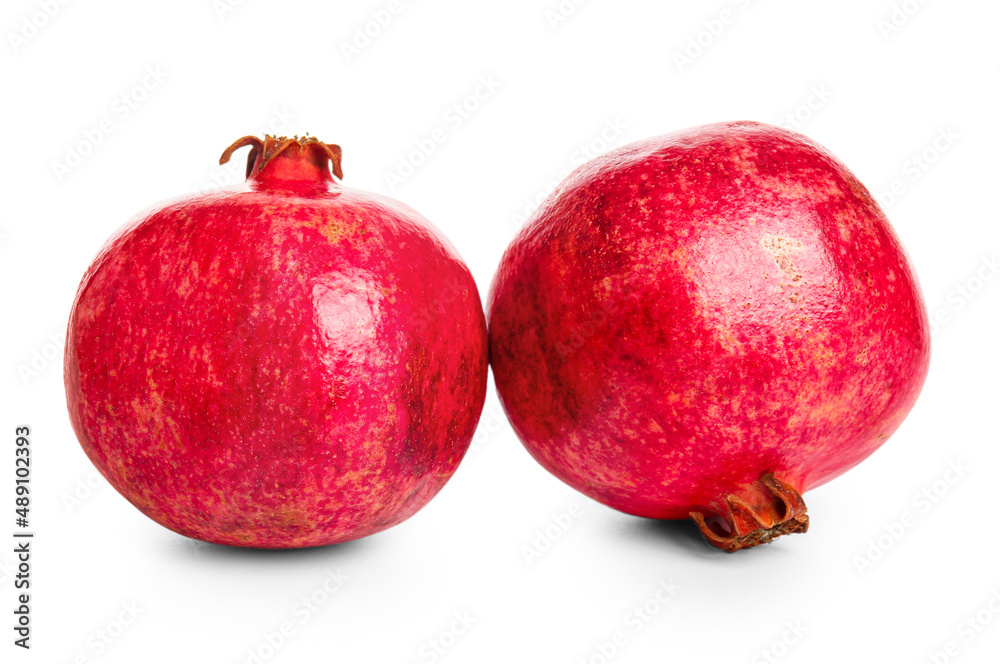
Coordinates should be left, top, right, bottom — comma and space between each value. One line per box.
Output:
488, 121, 930, 522
65, 143, 487, 548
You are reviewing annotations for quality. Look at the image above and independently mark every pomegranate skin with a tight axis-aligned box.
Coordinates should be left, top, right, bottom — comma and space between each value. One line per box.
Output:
488, 121, 929, 535
66, 137, 488, 548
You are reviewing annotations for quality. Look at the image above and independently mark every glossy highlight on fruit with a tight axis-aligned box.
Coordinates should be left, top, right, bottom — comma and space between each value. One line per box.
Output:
65, 135, 488, 548
488, 121, 930, 551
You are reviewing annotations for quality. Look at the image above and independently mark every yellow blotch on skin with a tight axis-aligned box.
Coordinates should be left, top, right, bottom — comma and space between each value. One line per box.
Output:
760, 234, 805, 282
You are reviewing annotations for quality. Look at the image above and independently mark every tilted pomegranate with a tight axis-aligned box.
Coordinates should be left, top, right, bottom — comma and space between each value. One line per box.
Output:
488, 121, 930, 551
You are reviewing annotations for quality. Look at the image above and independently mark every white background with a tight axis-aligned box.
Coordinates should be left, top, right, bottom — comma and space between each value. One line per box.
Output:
2, 1, 999, 662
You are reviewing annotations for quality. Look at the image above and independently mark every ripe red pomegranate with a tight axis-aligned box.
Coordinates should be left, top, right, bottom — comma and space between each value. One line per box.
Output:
488, 121, 930, 551
65, 135, 488, 548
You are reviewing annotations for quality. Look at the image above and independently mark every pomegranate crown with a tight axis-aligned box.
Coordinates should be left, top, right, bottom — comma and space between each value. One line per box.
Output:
219, 134, 344, 180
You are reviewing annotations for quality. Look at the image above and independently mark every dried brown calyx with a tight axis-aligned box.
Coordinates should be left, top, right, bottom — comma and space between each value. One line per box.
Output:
220, 134, 344, 180
690, 473, 809, 552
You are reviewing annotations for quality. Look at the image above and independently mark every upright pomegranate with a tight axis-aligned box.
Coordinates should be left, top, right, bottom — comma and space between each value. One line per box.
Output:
489, 121, 930, 551
66, 135, 488, 548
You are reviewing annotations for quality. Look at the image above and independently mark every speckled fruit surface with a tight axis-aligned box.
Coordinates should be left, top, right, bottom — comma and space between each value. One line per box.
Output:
65, 136, 488, 548
488, 121, 930, 550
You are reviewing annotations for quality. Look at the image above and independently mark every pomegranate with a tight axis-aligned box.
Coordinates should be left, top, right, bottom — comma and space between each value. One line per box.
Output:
488, 121, 930, 551
65, 135, 488, 548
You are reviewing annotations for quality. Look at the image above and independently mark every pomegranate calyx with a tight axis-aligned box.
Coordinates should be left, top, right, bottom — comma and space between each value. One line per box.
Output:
689, 473, 809, 552
219, 134, 344, 181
